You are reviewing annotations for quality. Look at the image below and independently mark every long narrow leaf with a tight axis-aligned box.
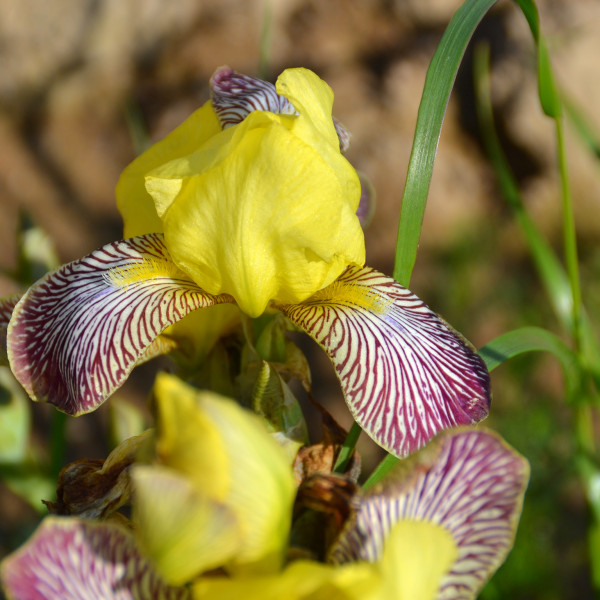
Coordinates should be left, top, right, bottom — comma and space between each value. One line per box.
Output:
393, 0, 497, 287
513, 0, 561, 118
478, 326, 580, 399
474, 44, 600, 386
473, 43, 573, 329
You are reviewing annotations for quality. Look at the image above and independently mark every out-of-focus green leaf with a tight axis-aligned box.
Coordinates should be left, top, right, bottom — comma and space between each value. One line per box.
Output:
474, 43, 600, 389
473, 43, 572, 328
577, 456, 600, 589
513, 0, 561, 118
257, 0, 273, 80
393, 0, 497, 287
563, 95, 600, 161
17, 216, 60, 285
124, 100, 151, 155
479, 326, 581, 399
0, 367, 30, 464
0, 463, 56, 514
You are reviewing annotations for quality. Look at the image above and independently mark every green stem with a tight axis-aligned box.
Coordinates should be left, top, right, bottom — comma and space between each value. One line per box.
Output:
50, 410, 68, 480
333, 422, 362, 473
364, 454, 398, 489
555, 116, 583, 352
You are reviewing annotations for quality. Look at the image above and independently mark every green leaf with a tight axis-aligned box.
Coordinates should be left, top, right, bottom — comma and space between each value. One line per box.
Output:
393, 0, 497, 287
472, 43, 572, 329
252, 361, 309, 460
473, 42, 600, 390
478, 326, 581, 399
255, 314, 289, 364
0, 466, 56, 513
0, 367, 30, 464
16, 214, 60, 286
513, 0, 561, 118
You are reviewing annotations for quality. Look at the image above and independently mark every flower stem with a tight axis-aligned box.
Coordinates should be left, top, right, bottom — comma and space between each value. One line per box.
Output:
555, 116, 583, 352
333, 422, 361, 473
50, 410, 68, 480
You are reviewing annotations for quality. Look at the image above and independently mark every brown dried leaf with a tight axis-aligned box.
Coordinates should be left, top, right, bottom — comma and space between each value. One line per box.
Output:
44, 430, 152, 519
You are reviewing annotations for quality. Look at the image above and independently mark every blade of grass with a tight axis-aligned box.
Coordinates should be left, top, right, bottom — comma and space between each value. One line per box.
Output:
393, 0, 498, 287
333, 422, 361, 473
474, 42, 600, 388
513, 0, 582, 348
473, 43, 572, 329
563, 95, 600, 161
478, 326, 580, 399
257, 1, 273, 80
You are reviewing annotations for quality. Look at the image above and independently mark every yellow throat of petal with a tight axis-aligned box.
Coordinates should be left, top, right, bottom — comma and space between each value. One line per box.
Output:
141, 68, 365, 317
379, 520, 458, 600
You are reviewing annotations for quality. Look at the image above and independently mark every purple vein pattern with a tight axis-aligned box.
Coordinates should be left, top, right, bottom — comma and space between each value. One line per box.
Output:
8, 234, 232, 415
279, 265, 491, 457
210, 66, 297, 128
1, 517, 190, 600
210, 66, 351, 152
329, 429, 529, 599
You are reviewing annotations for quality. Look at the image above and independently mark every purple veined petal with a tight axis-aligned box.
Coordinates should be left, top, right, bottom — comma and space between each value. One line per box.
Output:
0, 295, 20, 366
0, 516, 190, 600
329, 429, 530, 600
210, 66, 351, 152
7, 234, 233, 415
276, 265, 491, 458
210, 66, 296, 129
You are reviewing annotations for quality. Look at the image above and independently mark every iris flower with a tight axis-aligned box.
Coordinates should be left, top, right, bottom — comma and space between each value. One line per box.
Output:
7, 67, 490, 457
1, 374, 529, 600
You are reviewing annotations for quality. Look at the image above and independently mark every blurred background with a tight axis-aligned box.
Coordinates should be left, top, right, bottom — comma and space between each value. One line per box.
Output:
1, 0, 599, 598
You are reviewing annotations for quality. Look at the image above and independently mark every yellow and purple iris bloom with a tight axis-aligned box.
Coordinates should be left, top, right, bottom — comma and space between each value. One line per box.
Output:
1, 374, 529, 600
6, 67, 490, 458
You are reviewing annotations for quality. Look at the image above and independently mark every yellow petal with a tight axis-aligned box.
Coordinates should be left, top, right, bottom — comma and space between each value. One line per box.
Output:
153, 373, 297, 573
276, 69, 361, 212
132, 465, 241, 585
378, 520, 457, 600
275, 68, 338, 151
116, 101, 221, 238
162, 303, 241, 368
193, 560, 378, 600
135, 68, 365, 317
155, 111, 364, 316
153, 373, 231, 498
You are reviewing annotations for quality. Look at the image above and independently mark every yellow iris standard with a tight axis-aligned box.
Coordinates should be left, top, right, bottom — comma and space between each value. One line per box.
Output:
117, 69, 365, 317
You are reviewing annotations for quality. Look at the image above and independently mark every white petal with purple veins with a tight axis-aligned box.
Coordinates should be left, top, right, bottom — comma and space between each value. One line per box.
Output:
329, 429, 529, 600
0, 517, 190, 600
277, 266, 490, 457
8, 234, 232, 415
